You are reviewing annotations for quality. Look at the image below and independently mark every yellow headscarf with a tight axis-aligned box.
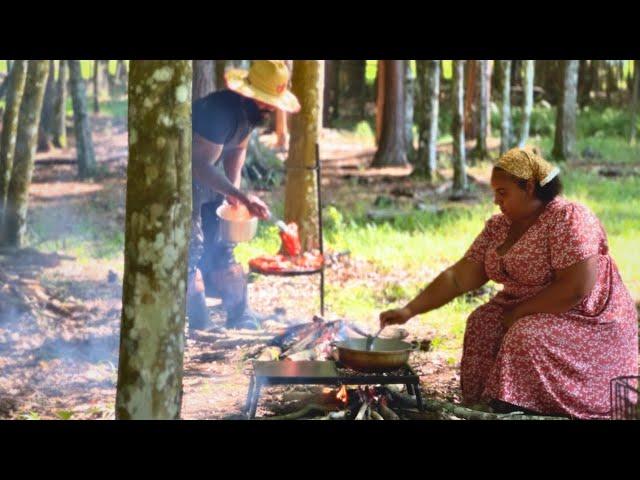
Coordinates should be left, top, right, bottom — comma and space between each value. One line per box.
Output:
495, 147, 560, 186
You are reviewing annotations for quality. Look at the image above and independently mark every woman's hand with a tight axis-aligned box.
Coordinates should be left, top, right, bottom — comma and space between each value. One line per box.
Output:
379, 307, 413, 328
228, 193, 270, 219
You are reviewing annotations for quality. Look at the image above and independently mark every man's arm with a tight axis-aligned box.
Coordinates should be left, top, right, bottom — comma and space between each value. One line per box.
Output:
192, 133, 270, 218
192, 133, 249, 202
221, 138, 249, 189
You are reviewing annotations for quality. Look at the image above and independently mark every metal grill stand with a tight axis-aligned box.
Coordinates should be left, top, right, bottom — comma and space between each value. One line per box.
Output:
245, 360, 424, 419
248, 143, 325, 315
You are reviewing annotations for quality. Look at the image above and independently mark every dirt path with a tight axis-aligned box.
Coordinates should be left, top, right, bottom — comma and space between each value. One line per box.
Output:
0, 121, 466, 420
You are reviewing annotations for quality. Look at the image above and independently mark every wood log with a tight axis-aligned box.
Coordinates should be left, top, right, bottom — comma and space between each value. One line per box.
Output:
388, 389, 568, 421
378, 401, 400, 420
260, 403, 330, 420
370, 410, 384, 420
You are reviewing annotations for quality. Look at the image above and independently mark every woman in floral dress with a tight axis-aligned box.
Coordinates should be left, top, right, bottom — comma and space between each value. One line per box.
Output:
379, 148, 638, 419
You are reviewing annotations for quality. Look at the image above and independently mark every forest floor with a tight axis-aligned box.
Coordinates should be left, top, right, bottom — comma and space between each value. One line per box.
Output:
1, 112, 638, 420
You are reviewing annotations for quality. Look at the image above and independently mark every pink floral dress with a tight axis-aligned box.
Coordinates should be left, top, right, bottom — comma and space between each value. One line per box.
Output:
462, 196, 638, 419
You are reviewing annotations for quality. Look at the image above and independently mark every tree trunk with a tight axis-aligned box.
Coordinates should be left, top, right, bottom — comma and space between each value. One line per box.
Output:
518, 60, 535, 147
192, 60, 215, 100
415, 60, 440, 180
92, 60, 108, 113
577, 59, 590, 108
375, 60, 385, 145
372, 60, 407, 167
37, 60, 56, 152
340, 60, 366, 118
322, 59, 337, 126
500, 60, 512, 155
52, 60, 68, 148
630, 60, 639, 144
1, 60, 49, 248
464, 60, 477, 139
69, 60, 96, 178
474, 60, 490, 160
451, 60, 468, 193
116, 60, 128, 88
284, 60, 323, 251
115, 60, 192, 420
0, 60, 28, 226
404, 60, 416, 162
215, 60, 226, 90
552, 60, 579, 161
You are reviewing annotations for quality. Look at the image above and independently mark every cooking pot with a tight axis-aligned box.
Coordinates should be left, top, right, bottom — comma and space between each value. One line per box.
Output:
332, 337, 417, 372
216, 203, 258, 243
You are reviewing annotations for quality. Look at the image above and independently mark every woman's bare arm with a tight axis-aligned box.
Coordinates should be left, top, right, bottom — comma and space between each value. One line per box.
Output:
511, 256, 599, 319
380, 258, 489, 327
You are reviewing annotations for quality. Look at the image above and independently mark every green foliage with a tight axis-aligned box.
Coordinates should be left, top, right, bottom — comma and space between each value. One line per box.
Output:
56, 410, 74, 420
20, 411, 41, 420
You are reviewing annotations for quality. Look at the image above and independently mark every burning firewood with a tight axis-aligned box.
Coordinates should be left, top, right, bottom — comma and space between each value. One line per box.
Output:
261, 403, 330, 420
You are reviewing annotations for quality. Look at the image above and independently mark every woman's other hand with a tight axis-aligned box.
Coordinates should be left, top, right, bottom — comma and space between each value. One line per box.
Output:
379, 307, 413, 328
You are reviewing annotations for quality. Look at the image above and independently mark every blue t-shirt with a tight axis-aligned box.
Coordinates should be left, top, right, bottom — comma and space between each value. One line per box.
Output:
192, 90, 262, 148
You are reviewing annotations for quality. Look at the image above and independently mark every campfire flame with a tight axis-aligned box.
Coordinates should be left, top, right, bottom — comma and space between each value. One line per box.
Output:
336, 385, 348, 405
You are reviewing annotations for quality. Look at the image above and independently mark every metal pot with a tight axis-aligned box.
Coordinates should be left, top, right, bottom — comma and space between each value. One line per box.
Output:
332, 337, 417, 373
216, 204, 258, 243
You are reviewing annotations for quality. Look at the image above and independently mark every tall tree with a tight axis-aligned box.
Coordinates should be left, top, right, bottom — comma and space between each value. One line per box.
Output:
464, 60, 477, 139
372, 60, 407, 167
52, 60, 68, 148
404, 60, 416, 162
375, 60, 385, 144
0, 60, 28, 225
69, 60, 97, 178
630, 60, 639, 144
1, 60, 49, 248
92, 60, 108, 113
284, 60, 323, 251
37, 60, 56, 152
192, 60, 215, 100
552, 60, 579, 161
322, 59, 338, 126
451, 60, 468, 193
474, 60, 490, 160
116, 60, 192, 420
500, 60, 512, 155
115, 60, 128, 89
340, 60, 366, 118
518, 60, 535, 147
275, 60, 292, 149
215, 60, 226, 90
415, 60, 440, 180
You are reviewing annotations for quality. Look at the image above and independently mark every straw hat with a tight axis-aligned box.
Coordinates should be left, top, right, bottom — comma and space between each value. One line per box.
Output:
225, 60, 300, 113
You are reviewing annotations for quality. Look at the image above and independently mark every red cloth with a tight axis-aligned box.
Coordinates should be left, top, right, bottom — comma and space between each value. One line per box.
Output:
462, 196, 638, 419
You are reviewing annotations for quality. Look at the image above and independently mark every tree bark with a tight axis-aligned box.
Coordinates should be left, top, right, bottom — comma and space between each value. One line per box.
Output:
464, 60, 477, 139
340, 60, 366, 118
192, 60, 215, 100
552, 60, 579, 161
630, 60, 639, 144
415, 60, 440, 180
215, 60, 226, 90
372, 60, 407, 167
116, 60, 128, 89
93, 60, 100, 113
37, 60, 56, 152
0, 60, 28, 225
518, 60, 535, 147
69, 60, 97, 178
404, 60, 416, 162
322, 59, 337, 126
474, 60, 489, 160
284, 60, 323, 251
500, 60, 512, 155
115, 60, 192, 420
375, 60, 385, 145
1, 60, 49, 248
52, 60, 68, 148
451, 60, 468, 193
